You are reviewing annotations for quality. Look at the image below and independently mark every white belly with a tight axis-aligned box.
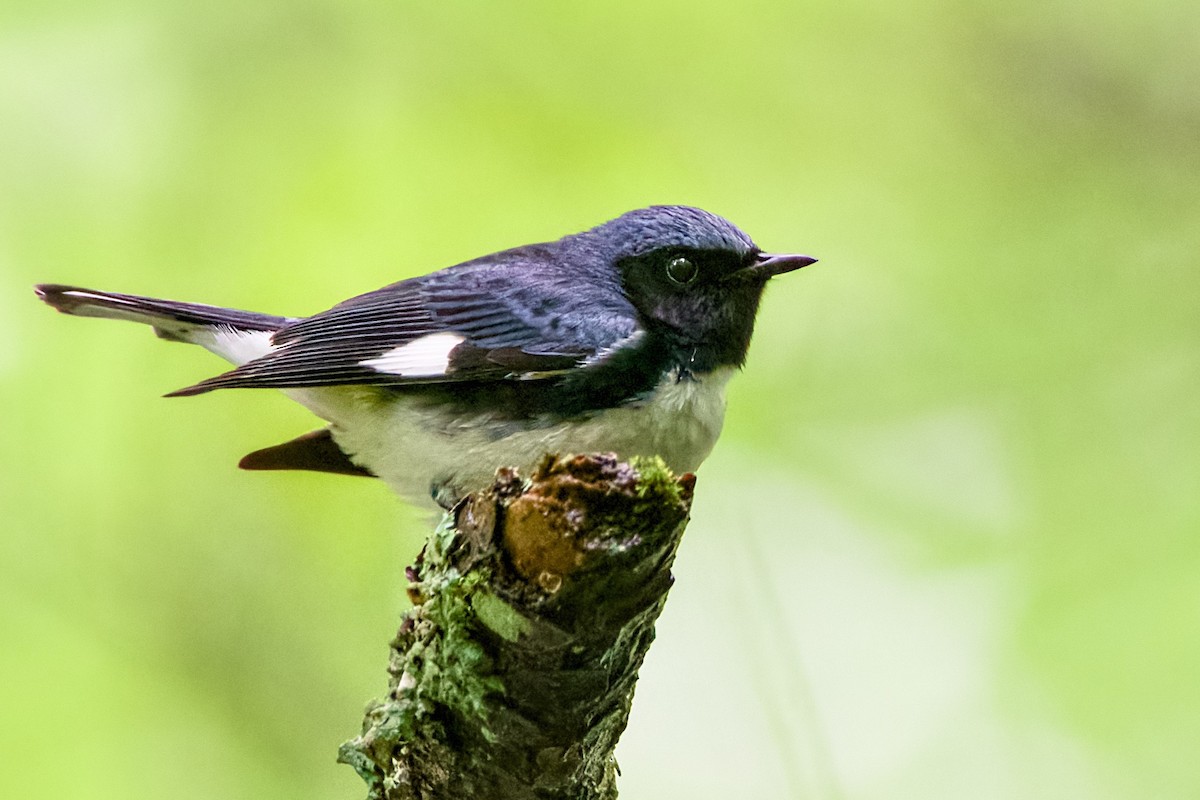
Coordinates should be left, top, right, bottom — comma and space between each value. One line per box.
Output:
287, 367, 734, 510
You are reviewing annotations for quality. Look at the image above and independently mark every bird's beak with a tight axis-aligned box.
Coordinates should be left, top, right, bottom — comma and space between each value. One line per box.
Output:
727, 252, 818, 283
754, 252, 818, 276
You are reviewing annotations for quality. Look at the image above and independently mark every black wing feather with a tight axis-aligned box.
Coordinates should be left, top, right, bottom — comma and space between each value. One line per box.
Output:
169, 257, 641, 396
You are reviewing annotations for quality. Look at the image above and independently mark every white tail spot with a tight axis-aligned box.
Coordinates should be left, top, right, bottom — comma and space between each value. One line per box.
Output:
204, 327, 276, 366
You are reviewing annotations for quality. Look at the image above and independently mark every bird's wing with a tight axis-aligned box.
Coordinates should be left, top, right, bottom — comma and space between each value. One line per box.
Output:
169, 260, 641, 396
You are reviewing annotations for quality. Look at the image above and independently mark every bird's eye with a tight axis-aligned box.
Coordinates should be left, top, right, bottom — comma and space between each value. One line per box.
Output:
665, 256, 698, 286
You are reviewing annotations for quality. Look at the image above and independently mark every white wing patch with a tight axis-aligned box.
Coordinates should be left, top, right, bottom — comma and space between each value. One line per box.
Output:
360, 332, 466, 377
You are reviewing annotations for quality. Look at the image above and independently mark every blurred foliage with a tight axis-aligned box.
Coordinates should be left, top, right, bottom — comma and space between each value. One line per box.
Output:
1, 1, 1198, 798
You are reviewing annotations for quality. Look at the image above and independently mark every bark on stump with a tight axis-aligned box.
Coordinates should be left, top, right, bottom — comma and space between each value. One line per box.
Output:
339, 453, 695, 800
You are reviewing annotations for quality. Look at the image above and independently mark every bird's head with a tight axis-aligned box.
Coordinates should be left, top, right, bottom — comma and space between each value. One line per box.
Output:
590, 206, 815, 371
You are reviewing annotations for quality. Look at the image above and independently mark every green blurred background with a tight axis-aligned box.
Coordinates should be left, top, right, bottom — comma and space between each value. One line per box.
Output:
2, 1, 1198, 798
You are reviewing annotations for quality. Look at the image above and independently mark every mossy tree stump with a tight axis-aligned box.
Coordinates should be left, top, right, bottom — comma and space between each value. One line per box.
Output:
339, 453, 695, 800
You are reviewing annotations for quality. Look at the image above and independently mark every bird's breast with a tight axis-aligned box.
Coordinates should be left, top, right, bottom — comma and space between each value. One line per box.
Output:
308, 367, 735, 511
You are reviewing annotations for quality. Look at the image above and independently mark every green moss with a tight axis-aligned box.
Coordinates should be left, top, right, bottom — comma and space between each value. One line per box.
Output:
471, 589, 532, 643
339, 512, 507, 784
400, 568, 505, 738
629, 456, 681, 502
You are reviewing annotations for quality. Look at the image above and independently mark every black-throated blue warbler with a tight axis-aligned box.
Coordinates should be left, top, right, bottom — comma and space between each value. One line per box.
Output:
37, 205, 815, 510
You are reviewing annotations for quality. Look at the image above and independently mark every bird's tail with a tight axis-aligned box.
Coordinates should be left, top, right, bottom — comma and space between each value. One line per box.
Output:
35, 284, 290, 366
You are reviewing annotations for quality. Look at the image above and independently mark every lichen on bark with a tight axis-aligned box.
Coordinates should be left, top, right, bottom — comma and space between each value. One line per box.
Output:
339, 453, 695, 800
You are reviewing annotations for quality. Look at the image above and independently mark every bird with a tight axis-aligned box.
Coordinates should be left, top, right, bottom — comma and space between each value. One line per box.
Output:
36, 205, 815, 511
